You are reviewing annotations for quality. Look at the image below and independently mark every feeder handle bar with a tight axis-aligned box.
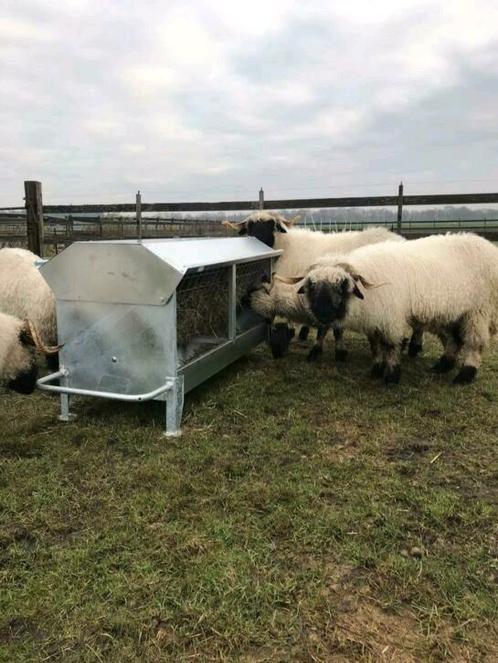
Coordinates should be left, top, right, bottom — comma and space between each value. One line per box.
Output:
37, 370, 173, 402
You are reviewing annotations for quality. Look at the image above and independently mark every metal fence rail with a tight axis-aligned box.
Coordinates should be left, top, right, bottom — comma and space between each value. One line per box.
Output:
2, 181, 498, 255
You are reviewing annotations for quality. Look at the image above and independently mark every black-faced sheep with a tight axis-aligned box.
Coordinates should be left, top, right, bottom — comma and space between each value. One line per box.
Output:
281, 233, 498, 384
0, 313, 60, 394
225, 212, 407, 360
0, 248, 58, 369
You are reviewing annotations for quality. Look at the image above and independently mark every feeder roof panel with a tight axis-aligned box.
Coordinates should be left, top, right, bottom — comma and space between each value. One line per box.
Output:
40, 237, 281, 306
145, 237, 281, 269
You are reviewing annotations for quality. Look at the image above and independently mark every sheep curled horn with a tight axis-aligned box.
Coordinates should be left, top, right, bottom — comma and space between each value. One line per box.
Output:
21, 319, 63, 354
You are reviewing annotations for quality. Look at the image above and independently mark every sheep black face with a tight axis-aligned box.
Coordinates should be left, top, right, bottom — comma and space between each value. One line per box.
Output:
276, 264, 371, 326
8, 361, 38, 394
224, 213, 296, 245
299, 278, 351, 326
240, 273, 271, 311
7, 327, 39, 394
241, 219, 285, 247
5, 320, 61, 395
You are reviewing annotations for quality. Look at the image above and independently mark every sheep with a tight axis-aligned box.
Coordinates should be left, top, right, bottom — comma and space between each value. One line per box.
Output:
280, 233, 498, 384
0, 313, 60, 394
224, 211, 401, 274
0, 248, 57, 359
225, 212, 408, 360
247, 277, 345, 360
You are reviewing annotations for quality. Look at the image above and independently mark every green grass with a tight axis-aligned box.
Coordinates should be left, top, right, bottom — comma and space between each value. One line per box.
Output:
1, 334, 497, 661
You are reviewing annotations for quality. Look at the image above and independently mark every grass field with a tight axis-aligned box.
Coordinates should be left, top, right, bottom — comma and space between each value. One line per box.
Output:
1, 333, 497, 661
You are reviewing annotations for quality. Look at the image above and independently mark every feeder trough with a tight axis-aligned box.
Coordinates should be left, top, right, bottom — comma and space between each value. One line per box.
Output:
37, 237, 281, 435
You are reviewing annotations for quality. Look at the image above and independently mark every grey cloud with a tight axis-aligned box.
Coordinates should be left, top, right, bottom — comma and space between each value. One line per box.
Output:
1, 2, 498, 204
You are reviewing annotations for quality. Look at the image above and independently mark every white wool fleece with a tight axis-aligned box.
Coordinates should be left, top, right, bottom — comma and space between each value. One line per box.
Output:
273, 225, 403, 276
307, 233, 498, 344
0, 248, 57, 344
0, 312, 33, 382
251, 225, 403, 323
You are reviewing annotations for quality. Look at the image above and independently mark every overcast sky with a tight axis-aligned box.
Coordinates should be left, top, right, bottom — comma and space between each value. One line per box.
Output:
1, 0, 497, 205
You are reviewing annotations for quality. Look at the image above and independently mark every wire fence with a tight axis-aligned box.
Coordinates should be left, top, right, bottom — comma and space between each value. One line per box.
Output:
1, 212, 498, 254
3, 181, 498, 254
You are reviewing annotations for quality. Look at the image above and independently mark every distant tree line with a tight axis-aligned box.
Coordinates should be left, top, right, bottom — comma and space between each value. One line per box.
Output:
153, 206, 498, 224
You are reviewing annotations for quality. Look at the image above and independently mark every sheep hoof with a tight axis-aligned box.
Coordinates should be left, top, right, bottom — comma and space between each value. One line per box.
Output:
432, 356, 456, 373
453, 366, 477, 384
384, 365, 401, 384
408, 342, 423, 358
298, 326, 310, 341
307, 345, 323, 362
370, 362, 385, 379
335, 348, 348, 362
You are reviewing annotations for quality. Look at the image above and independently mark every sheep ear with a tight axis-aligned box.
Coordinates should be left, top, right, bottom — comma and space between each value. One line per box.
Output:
222, 220, 245, 232
336, 262, 376, 289
352, 284, 364, 299
275, 220, 288, 233
19, 325, 34, 347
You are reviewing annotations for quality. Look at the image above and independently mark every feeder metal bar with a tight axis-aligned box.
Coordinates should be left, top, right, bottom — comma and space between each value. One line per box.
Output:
37, 371, 173, 402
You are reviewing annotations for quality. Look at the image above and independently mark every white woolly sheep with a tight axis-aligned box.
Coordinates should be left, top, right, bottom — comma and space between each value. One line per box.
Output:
0, 313, 60, 394
224, 211, 402, 275
281, 233, 498, 384
226, 212, 409, 360
0, 248, 57, 347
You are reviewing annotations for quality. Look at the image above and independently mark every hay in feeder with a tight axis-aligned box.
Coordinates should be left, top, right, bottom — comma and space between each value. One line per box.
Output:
176, 267, 229, 350
175, 260, 270, 363
235, 260, 269, 303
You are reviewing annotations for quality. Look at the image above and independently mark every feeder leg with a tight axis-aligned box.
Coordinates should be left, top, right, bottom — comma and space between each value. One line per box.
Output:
164, 376, 184, 437
58, 371, 75, 422
58, 393, 74, 422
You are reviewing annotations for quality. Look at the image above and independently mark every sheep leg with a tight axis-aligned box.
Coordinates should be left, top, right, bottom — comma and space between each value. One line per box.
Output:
433, 338, 460, 373
334, 327, 348, 361
369, 332, 385, 378
453, 318, 489, 385
408, 325, 424, 358
433, 322, 463, 373
307, 326, 329, 362
269, 322, 294, 359
381, 339, 402, 384
298, 326, 310, 341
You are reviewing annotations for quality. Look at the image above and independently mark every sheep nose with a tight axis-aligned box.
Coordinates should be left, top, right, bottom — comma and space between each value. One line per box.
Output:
311, 289, 334, 324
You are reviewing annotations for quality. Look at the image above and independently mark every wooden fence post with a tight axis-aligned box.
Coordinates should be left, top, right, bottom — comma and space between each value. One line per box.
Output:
259, 187, 264, 210
24, 180, 44, 257
397, 181, 404, 235
136, 190, 142, 240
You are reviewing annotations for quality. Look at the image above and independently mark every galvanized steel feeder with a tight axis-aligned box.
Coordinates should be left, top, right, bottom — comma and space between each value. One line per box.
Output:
37, 237, 281, 435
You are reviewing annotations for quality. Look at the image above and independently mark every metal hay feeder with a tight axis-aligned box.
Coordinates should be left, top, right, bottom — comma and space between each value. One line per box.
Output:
37, 237, 281, 435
